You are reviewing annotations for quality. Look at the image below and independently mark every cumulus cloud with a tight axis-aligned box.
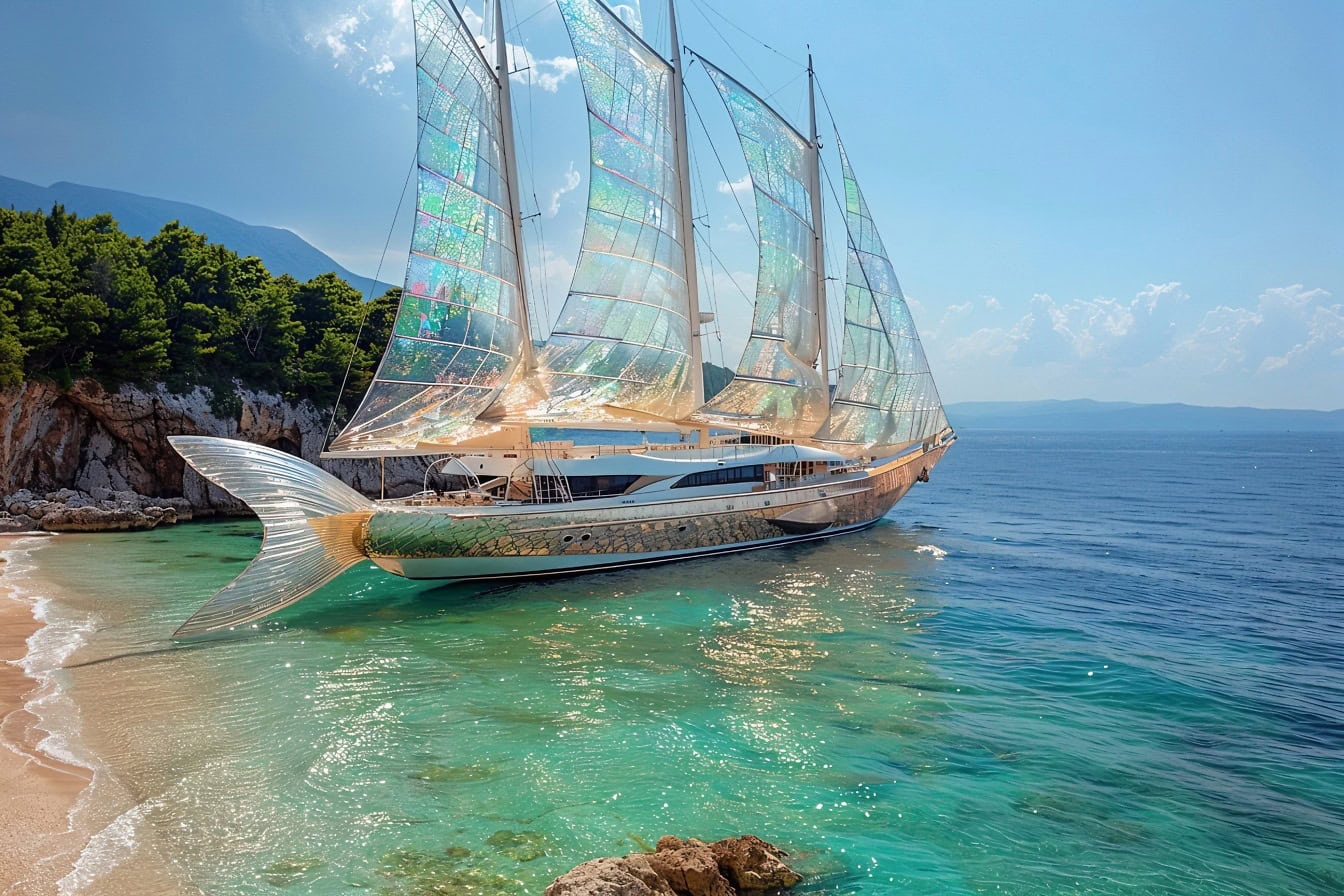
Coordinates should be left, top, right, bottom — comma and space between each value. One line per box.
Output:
717, 175, 752, 197
308, 2, 575, 95
1168, 285, 1341, 376
524, 52, 579, 93
307, 3, 413, 94
460, 6, 577, 93
925, 281, 1341, 406
548, 162, 582, 217
941, 282, 1188, 368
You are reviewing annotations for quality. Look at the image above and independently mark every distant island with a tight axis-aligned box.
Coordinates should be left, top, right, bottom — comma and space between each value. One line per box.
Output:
945, 399, 1344, 432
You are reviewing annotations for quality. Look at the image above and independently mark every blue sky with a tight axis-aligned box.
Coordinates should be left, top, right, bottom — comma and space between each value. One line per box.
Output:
1, 0, 1339, 409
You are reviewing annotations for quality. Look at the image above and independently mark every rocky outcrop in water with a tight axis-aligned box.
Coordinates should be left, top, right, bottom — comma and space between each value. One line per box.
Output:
0, 379, 428, 532
545, 836, 801, 896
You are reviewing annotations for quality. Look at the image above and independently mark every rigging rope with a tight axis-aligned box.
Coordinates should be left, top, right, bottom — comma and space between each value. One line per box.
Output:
321, 156, 414, 449
685, 125, 729, 369
683, 72, 758, 245
323, 6, 459, 448
685, 0, 803, 88
502, 0, 553, 35
814, 73, 907, 379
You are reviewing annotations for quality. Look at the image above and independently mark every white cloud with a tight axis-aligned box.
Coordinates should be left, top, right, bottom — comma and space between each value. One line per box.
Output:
984, 296, 1001, 311
926, 281, 1342, 407
461, 6, 577, 93
717, 175, 752, 197
942, 282, 1188, 367
1169, 285, 1341, 377
1167, 305, 1262, 372
307, 5, 412, 94
526, 53, 579, 93
548, 162, 582, 217
307, 2, 574, 95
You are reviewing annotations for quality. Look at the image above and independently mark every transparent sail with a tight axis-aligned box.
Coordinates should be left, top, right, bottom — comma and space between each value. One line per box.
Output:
826, 139, 948, 451
691, 59, 828, 440
327, 0, 528, 455
489, 0, 694, 426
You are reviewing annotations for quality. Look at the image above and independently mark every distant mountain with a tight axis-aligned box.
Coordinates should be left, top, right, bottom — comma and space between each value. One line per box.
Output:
0, 175, 394, 298
946, 399, 1344, 432
703, 361, 734, 400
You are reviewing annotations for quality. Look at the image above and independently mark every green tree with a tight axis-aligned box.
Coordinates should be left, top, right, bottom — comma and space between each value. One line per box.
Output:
0, 208, 387, 410
298, 330, 360, 412
236, 275, 303, 392
61, 212, 170, 384
0, 287, 27, 386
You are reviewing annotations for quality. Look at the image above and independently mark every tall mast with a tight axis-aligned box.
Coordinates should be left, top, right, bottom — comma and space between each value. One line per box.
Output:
807, 53, 830, 397
494, 0, 536, 371
668, 0, 705, 409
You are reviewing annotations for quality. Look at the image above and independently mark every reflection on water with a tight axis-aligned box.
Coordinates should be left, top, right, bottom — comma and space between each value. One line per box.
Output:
22, 433, 1344, 895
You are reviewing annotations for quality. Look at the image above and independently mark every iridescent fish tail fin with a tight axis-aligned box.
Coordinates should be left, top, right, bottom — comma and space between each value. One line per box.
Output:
168, 436, 375, 638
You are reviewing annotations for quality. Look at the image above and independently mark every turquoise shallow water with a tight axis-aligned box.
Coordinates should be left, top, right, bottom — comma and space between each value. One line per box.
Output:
27, 432, 1344, 895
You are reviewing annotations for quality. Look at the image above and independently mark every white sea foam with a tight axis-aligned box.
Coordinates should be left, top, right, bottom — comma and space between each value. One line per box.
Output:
914, 544, 948, 559
3, 536, 127, 891
5, 538, 97, 772
57, 799, 156, 896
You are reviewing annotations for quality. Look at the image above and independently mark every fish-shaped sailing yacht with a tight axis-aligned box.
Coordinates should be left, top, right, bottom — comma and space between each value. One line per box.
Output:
170, 0, 954, 636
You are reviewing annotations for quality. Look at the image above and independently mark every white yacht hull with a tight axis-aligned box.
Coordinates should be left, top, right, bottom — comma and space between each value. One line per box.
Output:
363, 443, 948, 580
165, 434, 952, 636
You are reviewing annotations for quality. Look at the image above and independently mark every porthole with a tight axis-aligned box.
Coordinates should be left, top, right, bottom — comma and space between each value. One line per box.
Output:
677, 525, 688, 532
561, 534, 574, 544
580, 532, 592, 542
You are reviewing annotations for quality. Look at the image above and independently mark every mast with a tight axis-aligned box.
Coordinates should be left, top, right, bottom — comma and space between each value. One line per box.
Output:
807, 53, 830, 397
495, 0, 536, 372
668, 0, 705, 410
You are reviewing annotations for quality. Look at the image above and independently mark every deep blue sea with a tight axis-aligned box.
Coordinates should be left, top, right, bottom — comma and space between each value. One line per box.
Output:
15, 431, 1344, 895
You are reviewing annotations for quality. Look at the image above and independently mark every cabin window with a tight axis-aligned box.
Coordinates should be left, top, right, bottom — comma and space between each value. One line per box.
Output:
536, 475, 642, 499
671, 465, 764, 489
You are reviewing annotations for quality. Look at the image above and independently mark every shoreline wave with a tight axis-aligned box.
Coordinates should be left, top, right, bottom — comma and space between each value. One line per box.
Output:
1, 535, 148, 895
3, 536, 96, 773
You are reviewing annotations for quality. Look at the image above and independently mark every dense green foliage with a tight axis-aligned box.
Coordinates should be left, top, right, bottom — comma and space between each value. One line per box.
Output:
0, 205, 397, 419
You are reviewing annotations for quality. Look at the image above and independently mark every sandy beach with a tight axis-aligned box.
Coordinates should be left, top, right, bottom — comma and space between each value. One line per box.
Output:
0, 538, 91, 896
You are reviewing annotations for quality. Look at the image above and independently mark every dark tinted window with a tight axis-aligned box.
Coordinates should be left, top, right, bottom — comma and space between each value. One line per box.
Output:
671, 465, 764, 490
536, 475, 642, 499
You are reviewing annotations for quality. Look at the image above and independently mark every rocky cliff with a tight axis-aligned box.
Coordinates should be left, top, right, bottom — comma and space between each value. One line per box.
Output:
0, 380, 428, 531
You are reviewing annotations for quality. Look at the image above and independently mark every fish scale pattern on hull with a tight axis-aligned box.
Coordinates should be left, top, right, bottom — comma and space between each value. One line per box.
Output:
363, 446, 948, 576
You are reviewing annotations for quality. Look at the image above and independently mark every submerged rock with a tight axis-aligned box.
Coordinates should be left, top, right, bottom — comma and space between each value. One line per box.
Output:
377, 846, 516, 896
485, 828, 550, 863
259, 856, 324, 886
545, 835, 801, 896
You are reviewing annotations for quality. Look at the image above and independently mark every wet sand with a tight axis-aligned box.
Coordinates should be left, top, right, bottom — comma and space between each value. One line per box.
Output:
0, 540, 92, 896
